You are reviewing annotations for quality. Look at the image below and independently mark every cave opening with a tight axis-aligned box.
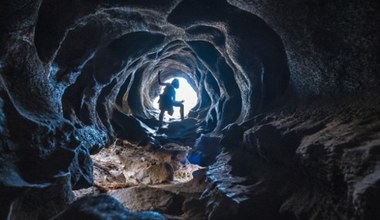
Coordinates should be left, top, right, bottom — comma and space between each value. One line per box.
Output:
56, 2, 293, 217
152, 76, 198, 121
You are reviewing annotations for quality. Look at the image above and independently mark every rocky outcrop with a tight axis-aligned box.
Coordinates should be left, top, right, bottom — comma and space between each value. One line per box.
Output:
91, 140, 202, 188
205, 94, 380, 219
52, 195, 166, 220
229, 0, 380, 97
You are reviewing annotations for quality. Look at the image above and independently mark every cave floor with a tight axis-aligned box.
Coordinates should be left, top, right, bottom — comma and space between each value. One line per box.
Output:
154, 118, 201, 147
74, 140, 207, 219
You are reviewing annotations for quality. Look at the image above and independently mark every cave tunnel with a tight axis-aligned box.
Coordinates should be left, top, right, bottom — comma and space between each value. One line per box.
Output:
1, 0, 380, 219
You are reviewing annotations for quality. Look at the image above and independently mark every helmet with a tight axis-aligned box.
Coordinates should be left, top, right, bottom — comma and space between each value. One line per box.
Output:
171, 78, 179, 88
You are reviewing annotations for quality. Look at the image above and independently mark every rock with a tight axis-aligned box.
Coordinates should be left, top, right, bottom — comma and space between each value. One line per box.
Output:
52, 194, 165, 220
107, 175, 207, 219
91, 140, 202, 189
205, 95, 380, 219
8, 173, 75, 220
110, 108, 153, 145
108, 186, 176, 213
189, 134, 222, 166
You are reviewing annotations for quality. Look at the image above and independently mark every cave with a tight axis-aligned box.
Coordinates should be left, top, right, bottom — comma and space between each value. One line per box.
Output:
1, 0, 380, 219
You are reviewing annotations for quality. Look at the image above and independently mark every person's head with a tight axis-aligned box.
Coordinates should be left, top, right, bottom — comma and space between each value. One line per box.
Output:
171, 78, 179, 89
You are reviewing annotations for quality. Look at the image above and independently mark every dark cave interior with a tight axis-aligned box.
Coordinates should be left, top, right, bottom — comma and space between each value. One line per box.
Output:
1, 0, 380, 219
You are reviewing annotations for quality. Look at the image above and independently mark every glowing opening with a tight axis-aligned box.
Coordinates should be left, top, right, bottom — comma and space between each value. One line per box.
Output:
153, 77, 198, 120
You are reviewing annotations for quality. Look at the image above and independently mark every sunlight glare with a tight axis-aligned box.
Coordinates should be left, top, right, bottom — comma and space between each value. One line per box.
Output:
153, 77, 198, 120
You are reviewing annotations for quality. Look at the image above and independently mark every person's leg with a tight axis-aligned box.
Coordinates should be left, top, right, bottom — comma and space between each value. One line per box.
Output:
173, 101, 184, 120
159, 110, 165, 128
168, 107, 174, 116
179, 103, 184, 120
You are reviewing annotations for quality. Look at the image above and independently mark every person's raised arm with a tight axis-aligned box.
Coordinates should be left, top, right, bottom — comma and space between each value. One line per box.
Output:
158, 71, 170, 86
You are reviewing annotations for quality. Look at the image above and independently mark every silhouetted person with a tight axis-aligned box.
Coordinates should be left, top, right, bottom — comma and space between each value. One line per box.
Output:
158, 71, 184, 127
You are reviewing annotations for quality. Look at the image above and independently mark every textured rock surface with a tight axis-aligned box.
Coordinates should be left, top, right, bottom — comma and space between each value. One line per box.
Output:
91, 139, 202, 189
52, 194, 166, 220
107, 169, 207, 219
229, 0, 380, 97
205, 94, 380, 219
1, 0, 379, 219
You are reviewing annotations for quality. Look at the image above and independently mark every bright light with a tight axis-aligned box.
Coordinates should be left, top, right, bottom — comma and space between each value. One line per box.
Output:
153, 77, 198, 120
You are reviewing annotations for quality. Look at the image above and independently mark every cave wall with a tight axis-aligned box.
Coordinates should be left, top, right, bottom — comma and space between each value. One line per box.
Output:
1, 0, 380, 219
229, 0, 380, 97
